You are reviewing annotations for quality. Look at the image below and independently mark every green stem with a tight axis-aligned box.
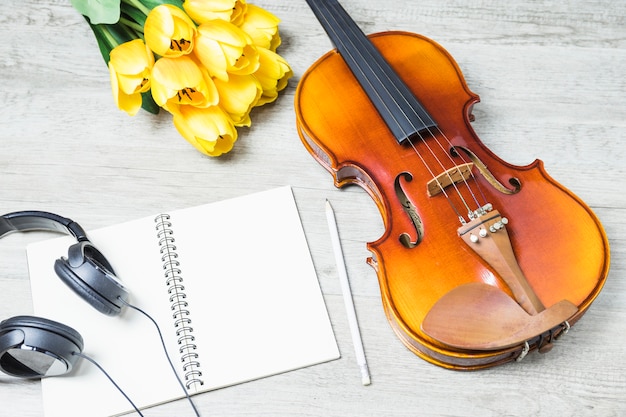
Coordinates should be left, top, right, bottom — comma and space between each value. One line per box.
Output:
92, 24, 119, 51
122, 0, 152, 17
119, 17, 145, 35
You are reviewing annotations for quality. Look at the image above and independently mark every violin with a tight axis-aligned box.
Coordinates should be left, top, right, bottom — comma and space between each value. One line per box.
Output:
295, 0, 610, 369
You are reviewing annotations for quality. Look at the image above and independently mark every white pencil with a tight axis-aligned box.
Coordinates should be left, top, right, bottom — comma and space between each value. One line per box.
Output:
325, 199, 371, 386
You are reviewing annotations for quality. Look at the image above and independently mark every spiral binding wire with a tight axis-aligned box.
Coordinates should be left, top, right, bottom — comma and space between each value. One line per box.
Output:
154, 214, 205, 390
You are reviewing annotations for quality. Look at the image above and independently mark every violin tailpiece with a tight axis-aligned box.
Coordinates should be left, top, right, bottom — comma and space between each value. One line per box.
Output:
420, 208, 579, 351
457, 209, 544, 315
421, 282, 578, 351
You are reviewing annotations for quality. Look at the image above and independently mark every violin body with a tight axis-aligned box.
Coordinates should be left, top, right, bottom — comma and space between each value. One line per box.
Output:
295, 30, 610, 369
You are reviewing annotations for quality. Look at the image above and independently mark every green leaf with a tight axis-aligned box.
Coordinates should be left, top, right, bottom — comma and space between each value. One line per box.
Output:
121, 2, 148, 28
87, 20, 137, 63
71, 0, 122, 24
138, 0, 184, 10
89, 24, 114, 64
141, 91, 160, 114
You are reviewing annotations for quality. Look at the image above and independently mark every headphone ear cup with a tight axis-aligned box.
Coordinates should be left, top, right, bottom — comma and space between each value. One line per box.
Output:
0, 315, 83, 378
54, 242, 129, 316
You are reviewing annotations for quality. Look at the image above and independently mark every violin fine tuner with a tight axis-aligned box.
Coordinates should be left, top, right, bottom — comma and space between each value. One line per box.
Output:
461, 207, 509, 244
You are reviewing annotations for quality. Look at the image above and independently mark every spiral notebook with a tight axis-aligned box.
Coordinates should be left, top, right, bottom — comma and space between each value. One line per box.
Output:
27, 186, 340, 417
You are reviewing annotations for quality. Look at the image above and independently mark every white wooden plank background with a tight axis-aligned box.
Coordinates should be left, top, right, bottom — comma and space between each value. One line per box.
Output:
1, 0, 624, 416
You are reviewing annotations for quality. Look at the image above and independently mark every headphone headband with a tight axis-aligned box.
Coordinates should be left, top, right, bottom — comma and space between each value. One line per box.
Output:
0, 211, 88, 242
0, 209, 130, 381
1, 209, 129, 316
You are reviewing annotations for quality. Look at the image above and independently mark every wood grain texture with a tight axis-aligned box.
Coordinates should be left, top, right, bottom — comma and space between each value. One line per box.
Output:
1, 0, 624, 416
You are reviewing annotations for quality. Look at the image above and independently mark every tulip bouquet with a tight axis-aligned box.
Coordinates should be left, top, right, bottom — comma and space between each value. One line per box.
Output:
72, 0, 293, 156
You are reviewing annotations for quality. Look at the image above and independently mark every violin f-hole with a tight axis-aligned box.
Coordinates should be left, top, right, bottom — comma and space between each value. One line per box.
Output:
451, 146, 521, 195
394, 172, 424, 248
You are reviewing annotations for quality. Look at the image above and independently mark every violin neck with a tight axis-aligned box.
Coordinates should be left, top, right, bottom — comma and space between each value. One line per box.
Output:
305, 0, 437, 144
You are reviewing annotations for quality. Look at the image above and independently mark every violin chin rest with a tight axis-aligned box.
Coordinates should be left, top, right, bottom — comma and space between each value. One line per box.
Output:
421, 283, 578, 351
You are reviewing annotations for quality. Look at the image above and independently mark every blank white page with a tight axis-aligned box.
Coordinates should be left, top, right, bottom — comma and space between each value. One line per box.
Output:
27, 186, 339, 417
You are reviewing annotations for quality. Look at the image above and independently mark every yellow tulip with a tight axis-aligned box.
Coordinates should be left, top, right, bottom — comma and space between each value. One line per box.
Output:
169, 104, 238, 156
150, 55, 218, 109
108, 39, 154, 116
183, 0, 247, 25
238, 4, 281, 51
144, 4, 196, 58
253, 47, 293, 106
193, 19, 260, 82
194, 19, 259, 81
213, 74, 262, 126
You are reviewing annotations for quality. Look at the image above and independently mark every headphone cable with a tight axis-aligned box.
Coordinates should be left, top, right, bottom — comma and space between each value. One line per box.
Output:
120, 297, 201, 417
72, 351, 145, 417
72, 299, 201, 417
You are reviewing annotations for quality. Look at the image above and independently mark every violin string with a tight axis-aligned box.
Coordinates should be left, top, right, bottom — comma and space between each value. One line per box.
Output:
310, 1, 409, 140
314, 0, 472, 219
309, 1, 460, 210
330, 4, 476, 219
319, 1, 468, 219
315, 0, 487, 222
331, 5, 483, 218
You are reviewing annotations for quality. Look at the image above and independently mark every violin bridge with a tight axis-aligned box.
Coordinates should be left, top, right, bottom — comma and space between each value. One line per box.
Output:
427, 163, 474, 197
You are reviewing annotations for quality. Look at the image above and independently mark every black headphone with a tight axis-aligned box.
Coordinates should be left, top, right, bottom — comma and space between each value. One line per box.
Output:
0, 211, 129, 378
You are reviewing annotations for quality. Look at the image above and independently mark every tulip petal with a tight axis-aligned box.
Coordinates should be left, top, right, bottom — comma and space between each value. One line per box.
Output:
183, 0, 247, 25
109, 40, 154, 75
144, 4, 196, 57
214, 74, 261, 126
151, 56, 218, 108
239, 4, 281, 50
108, 40, 153, 95
253, 47, 293, 106
194, 20, 260, 81
109, 62, 142, 116
170, 105, 238, 156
